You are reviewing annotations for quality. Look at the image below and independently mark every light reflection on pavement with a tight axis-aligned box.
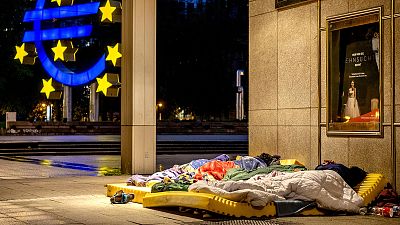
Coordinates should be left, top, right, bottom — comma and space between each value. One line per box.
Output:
30, 155, 121, 169
0, 158, 97, 179
0, 134, 246, 178
0, 153, 243, 179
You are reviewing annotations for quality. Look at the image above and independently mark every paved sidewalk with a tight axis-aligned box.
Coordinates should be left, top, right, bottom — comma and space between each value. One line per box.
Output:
0, 159, 399, 225
0, 175, 205, 225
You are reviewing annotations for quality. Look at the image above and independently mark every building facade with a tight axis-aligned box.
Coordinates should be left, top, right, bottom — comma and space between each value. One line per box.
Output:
248, 0, 399, 190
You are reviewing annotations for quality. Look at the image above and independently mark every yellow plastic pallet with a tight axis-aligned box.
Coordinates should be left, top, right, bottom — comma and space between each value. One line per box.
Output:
142, 191, 276, 218
353, 173, 387, 206
106, 183, 151, 204
106, 173, 386, 217
280, 159, 304, 167
297, 208, 325, 216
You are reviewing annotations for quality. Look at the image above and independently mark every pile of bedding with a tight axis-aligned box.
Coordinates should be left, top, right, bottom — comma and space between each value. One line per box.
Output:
126, 154, 366, 213
189, 170, 363, 213
127, 154, 288, 188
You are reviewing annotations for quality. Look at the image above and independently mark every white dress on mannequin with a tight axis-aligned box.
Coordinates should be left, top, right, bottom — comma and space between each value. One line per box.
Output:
344, 88, 360, 118
371, 32, 379, 70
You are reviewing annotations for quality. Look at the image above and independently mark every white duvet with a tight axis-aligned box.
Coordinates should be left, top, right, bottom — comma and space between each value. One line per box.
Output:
188, 170, 363, 213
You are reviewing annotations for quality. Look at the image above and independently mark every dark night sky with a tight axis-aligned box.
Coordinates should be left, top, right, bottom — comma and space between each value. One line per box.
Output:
157, 0, 248, 120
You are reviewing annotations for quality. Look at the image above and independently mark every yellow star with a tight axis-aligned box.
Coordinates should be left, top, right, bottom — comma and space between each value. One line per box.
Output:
52, 40, 67, 61
63, 41, 79, 62
65, 47, 78, 62
100, 0, 116, 22
51, 0, 61, 6
14, 44, 28, 64
106, 43, 122, 66
96, 74, 112, 96
41, 78, 56, 99
51, 0, 75, 6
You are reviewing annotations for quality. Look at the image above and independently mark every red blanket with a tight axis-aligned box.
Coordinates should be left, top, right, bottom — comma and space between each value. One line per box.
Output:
194, 160, 237, 180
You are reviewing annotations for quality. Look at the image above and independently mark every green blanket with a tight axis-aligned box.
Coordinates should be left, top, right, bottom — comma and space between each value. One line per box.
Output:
223, 164, 307, 181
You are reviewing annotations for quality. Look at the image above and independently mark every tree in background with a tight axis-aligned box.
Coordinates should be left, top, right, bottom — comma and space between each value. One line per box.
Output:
0, 0, 42, 120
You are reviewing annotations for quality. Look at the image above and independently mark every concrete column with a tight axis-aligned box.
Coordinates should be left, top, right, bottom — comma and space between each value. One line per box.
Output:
89, 82, 99, 122
63, 85, 72, 122
121, 0, 156, 174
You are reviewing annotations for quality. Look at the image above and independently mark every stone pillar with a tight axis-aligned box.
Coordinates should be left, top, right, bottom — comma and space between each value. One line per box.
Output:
89, 82, 99, 122
63, 85, 72, 122
121, 0, 156, 174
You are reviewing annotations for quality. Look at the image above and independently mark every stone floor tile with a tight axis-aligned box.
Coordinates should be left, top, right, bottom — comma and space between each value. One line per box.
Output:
0, 204, 24, 209
0, 207, 36, 213
22, 219, 68, 225
7, 210, 46, 217
13, 214, 55, 221
34, 206, 55, 210
0, 217, 28, 225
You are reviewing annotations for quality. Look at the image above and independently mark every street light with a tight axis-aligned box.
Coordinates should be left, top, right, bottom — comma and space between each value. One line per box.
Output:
157, 103, 163, 121
236, 70, 245, 120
